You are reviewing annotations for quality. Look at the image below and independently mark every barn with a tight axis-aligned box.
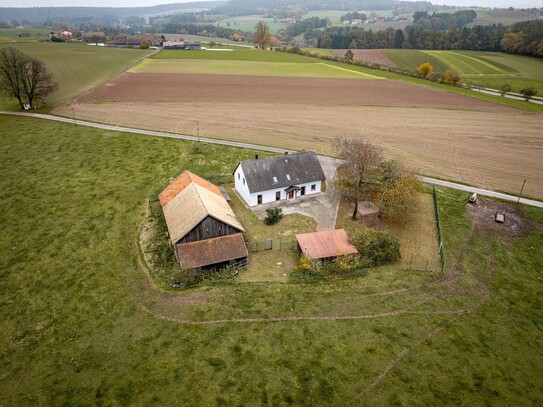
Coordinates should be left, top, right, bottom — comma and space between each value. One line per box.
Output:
160, 170, 248, 271
233, 151, 326, 207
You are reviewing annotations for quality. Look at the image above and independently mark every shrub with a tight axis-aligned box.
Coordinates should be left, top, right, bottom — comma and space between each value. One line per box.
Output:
344, 49, 354, 63
426, 72, 443, 83
418, 62, 433, 77
500, 83, 512, 96
350, 228, 401, 267
265, 207, 283, 225
443, 69, 461, 86
520, 86, 538, 101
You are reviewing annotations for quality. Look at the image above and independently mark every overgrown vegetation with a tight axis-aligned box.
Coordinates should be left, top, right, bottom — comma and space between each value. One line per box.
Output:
350, 228, 401, 267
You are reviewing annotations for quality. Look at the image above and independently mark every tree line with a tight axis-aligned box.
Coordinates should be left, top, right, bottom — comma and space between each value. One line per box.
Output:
316, 19, 542, 58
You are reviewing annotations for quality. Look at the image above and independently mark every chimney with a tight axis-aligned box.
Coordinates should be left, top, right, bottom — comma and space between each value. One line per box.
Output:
255, 154, 259, 159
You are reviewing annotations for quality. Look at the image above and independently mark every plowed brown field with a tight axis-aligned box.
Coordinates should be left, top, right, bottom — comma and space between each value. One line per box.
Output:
78, 73, 513, 111
61, 73, 543, 199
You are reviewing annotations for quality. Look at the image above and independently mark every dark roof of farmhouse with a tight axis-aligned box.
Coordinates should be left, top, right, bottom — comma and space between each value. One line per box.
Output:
237, 151, 326, 193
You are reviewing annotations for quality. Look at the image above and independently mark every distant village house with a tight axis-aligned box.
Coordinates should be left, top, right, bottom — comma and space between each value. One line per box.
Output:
82, 31, 107, 43
162, 40, 202, 50
106, 34, 159, 48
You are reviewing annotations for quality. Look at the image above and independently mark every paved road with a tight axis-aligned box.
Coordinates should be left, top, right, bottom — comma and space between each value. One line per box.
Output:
2, 110, 542, 209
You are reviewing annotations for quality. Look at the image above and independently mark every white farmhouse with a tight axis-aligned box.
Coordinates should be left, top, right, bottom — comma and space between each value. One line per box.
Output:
233, 151, 326, 207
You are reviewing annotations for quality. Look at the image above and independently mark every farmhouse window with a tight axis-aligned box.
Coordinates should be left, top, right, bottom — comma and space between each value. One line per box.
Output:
311, 184, 316, 191
258, 194, 263, 205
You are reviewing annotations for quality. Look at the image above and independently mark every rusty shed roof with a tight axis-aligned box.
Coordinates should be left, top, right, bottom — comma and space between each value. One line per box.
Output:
296, 229, 358, 260
159, 170, 222, 207
177, 233, 248, 269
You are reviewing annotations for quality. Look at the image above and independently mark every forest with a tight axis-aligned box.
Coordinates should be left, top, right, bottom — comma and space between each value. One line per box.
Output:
317, 19, 543, 58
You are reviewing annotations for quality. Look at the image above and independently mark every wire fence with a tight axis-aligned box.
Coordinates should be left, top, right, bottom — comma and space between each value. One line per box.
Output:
248, 238, 298, 253
432, 186, 445, 272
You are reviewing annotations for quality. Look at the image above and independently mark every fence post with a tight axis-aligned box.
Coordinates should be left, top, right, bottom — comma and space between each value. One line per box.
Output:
433, 186, 445, 272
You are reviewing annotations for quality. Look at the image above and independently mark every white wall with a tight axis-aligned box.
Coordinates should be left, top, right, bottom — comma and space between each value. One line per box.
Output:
234, 165, 252, 206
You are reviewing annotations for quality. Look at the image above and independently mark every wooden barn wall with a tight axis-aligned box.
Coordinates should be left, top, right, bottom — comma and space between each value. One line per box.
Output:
179, 216, 240, 244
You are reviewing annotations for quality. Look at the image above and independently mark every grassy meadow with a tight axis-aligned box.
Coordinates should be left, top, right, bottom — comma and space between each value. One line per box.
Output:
1, 115, 542, 405
132, 58, 382, 78
0, 42, 152, 108
384, 49, 543, 95
0, 28, 52, 42
215, 16, 285, 34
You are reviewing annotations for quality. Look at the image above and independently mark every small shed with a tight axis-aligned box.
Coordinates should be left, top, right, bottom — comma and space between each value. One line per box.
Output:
296, 229, 358, 262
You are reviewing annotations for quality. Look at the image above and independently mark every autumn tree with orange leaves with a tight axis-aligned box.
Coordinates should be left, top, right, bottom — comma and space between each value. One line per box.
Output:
374, 160, 421, 223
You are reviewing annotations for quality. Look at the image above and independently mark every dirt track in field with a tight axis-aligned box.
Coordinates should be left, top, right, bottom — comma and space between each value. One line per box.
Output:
78, 73, 515, 111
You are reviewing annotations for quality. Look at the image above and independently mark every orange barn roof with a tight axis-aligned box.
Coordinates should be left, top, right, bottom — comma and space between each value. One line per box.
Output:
176, 233, 248, 269
296, 229, 358, 260
159, 170, 222, 207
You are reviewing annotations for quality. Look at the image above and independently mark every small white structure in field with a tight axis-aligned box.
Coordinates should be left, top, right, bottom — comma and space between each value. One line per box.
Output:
233, 151, 326, 207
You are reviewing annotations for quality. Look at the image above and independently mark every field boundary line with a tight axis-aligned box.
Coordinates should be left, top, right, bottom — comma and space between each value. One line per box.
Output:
318, 62, 384, 79
70, 48, 159, 104
1, 110, 542, 208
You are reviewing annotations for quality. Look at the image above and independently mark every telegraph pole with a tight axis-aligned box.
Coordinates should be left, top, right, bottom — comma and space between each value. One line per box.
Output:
71, 106, 77, 126
517, 178, 526, 204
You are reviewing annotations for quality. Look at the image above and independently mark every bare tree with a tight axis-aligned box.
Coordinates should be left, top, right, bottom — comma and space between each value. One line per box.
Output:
0, 47, 25, 108
0, 47, 58, 109
253, 21, 271, 50
334, 137, 382, 220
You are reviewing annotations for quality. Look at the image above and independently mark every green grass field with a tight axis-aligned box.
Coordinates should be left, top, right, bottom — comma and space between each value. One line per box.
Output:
215, 16, 285, 34
384, 49, 543, 95
1, 115, 542, 405
468, 9, 538, 26
132, 58, 382, 78
0, 28, 52, 43
0, 42, 152, 108
302, 10, 346, 25
151, 48, 317, 62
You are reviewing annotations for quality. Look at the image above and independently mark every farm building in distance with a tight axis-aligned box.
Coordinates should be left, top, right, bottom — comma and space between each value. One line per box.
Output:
296, 229, 358, 263
106, 34, 160, 48
233, 151, 326, 207
162, 40, 202, 50
159, 170, 248, 271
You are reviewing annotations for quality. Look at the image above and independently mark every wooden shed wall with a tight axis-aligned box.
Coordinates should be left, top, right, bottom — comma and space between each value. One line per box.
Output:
179, 216, 241, 244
